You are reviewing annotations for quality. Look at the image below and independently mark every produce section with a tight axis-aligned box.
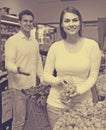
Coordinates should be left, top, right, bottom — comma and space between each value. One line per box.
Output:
54, 100, 106, 130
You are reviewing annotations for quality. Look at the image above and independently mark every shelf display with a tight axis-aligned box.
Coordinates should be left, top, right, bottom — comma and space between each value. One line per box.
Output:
82, 21, 98, 42
36, 24, 57, 66
98, 17, 106, 50
0, 69, 12, 130
36, 24, 56, 45
99, 50, 106, 72
0, 14, 20, 130
0, 14, 20, 71
96, 73, 106, 99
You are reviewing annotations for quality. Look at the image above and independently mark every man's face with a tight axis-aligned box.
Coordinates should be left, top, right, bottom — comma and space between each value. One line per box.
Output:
19, 15, 34, 33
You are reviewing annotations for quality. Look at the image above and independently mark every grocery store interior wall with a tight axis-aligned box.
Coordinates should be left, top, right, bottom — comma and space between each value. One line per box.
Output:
0, 0, 106, 23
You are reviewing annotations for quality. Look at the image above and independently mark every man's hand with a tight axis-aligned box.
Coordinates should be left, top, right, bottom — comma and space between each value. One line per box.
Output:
17, 67, 30, 76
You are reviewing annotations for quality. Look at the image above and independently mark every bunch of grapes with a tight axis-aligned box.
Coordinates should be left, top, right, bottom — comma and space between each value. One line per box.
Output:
60, 79, 76, 104
53, 100, 106, 130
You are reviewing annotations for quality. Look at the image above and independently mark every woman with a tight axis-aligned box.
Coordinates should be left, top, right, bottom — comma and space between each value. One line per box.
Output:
43, 6, 101, 129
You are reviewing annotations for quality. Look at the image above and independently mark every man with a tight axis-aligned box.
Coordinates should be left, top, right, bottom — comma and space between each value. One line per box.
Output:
5, 10, 43, 130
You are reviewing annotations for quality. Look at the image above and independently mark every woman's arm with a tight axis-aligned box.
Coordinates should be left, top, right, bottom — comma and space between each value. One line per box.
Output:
43, 44, 61, 85
76, 42, 101, 94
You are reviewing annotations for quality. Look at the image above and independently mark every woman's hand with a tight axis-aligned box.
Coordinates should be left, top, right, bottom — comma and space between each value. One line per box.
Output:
60, 79, 76, 103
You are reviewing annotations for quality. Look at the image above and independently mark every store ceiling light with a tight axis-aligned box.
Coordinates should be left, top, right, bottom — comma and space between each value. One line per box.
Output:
36, 0, 77, 4
61, 0, 77, 1
36, 0, 57, 3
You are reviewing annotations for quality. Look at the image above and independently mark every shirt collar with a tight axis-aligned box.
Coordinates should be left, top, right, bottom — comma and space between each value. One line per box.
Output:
18, 31, 33, 40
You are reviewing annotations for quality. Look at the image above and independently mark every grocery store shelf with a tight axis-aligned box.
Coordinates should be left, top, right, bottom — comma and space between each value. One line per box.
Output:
1, 20, 19, 26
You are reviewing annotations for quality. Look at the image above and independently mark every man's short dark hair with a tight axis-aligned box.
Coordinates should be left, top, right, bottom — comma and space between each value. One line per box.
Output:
18, 9, 34, 21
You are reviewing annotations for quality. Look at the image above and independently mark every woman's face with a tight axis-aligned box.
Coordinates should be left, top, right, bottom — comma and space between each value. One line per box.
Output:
62, 12, 80, 36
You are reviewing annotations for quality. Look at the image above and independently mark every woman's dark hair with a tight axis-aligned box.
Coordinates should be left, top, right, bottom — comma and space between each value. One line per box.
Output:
18, 9, 34, 21
60, 6, 83, 39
